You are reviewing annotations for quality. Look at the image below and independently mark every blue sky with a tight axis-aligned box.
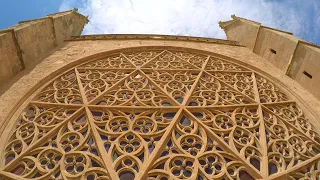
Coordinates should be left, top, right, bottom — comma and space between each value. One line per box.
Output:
0, 0, 63, 28
1, 0, 319, 45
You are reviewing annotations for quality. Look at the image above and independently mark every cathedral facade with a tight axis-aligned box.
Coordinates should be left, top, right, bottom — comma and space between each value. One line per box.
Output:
0, 10, 319, 180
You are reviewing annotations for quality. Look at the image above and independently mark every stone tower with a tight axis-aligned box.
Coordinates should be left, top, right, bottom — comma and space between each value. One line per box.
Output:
0, 11, 320, 180
219, 15, 320, 100
0, 8, 88, 87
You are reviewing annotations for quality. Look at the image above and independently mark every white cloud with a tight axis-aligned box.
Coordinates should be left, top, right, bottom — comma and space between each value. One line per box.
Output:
59, 0, 320, 43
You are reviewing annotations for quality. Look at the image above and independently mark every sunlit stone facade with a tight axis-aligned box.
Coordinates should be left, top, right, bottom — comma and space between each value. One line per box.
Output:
0, 11, 320, 180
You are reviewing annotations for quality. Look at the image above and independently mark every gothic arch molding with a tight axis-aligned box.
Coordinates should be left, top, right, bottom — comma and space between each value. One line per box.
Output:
0, 46, 319, 180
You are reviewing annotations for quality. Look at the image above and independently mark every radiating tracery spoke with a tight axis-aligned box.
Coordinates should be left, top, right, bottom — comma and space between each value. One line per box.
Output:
143, 69, 200, 104
205, 56, 250, 72
122, 50, 163, 67
2, 47, 320, 180
172, 51, 209, 68
142, 50, 200, 70
188, 106, 263, 172
3, 108, 112, 180
285, 156, 320, 180
262, 108, 320, 176
77, 53, 135, 69
33, 69, 83, 105
88, 107, 178, 179
4, 104, 80, 165
76, 68, 132, 102
187, 72, 256, 106
207, 71, 256, 100
255, 73, 289, 103
145, 111, 257, 180
92, 71, 178, 107
263, 102, 320, 143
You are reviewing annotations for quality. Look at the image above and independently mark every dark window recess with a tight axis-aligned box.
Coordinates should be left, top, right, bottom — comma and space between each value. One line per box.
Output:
270, 49, 277, 54
303, 71, 313, 79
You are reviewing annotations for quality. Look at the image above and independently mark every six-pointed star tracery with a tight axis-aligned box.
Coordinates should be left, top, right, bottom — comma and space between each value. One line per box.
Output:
2, 48, 320, 180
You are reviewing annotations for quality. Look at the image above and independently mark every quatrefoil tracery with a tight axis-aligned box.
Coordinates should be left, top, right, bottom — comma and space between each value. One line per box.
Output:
2, 48, 320, 180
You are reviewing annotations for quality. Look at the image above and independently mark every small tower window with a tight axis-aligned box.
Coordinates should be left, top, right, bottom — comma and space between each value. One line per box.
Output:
303, 71, 313, 79
270, 48, 277, 54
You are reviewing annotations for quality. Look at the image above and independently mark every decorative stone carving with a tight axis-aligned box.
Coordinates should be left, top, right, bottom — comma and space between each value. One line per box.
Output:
1, 48, 319, 180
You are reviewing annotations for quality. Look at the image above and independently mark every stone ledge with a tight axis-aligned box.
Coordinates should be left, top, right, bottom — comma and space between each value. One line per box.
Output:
260, 25, 293, 35
67, 34, 244, 47
220, 14, 293, 35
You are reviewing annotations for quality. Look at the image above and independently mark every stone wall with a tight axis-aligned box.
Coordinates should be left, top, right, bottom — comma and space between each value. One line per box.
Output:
219, 17, 260, 51
288, 42, 320, 98
13, 18, 57, 66
0, 30, 23, 85
220, 15, 320, 100
253, 28, 299, 72
0, 9, 88, 87
48, 10, 89, 44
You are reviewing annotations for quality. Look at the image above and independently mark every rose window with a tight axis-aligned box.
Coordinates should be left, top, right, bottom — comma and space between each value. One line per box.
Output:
2, 48, 320, 180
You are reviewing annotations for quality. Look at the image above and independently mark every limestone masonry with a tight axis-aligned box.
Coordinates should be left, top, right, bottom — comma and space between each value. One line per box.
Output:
219, 15, 320, 100
0, 8, 88, 86
0, 10, 320, 180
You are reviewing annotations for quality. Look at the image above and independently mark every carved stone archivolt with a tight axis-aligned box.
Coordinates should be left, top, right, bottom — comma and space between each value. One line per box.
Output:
1, 48, 320, 180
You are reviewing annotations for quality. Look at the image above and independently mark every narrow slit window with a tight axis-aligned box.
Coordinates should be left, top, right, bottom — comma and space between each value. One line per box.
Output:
303, 71, 313, 79
270, 49, 277, 54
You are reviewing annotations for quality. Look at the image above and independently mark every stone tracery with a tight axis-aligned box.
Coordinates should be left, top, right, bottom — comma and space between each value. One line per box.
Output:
2, 48, 320, 180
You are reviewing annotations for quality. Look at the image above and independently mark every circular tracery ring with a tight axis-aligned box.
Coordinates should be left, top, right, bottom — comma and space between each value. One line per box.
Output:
0, 47, 319, 180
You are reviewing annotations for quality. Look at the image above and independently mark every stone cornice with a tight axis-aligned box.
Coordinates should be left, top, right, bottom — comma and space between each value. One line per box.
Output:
220, 14, 293, 36
46, 9, 74, 16
218, 18, 239, 29
218, 15, 261, 41
66, 34, 244, 47
231, 14, 261, 25
0, 29, 25, 69
218, 19, 241, 40
260, 25, 293, 35
17, 8, 89, 25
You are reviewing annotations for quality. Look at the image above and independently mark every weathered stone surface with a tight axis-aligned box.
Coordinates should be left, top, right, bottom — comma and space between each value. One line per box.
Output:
288, 43, 320, 98
14, 18, 56, 66
0, 31, 22, 85
220, 15, 320, 100
1, 39, 320, 134
0, 12, 320, 179
0, 9, 88, 89
49, 10, 88, 44
219, 18, 260, 51
254, 28, 299, 72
